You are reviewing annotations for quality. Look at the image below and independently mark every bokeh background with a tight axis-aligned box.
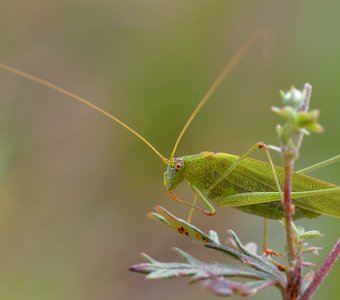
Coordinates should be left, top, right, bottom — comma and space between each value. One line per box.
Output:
0, 1, 339, 299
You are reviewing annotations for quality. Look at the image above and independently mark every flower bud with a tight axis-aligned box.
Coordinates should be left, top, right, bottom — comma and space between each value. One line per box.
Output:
280, 87, 305, 109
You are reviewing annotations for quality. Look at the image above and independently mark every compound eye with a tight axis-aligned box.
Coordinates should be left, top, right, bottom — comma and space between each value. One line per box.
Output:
175, 162, 182, 171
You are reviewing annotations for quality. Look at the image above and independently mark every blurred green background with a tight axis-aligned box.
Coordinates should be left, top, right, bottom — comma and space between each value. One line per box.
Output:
0, 1, 339, 299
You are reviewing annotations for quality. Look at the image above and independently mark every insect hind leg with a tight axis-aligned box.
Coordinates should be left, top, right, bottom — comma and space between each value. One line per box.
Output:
208, 141, 284, 252
209, 142, 283, 197
297, 154, 340, 174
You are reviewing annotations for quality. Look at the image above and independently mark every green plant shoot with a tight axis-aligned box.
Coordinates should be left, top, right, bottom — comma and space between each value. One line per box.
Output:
0, 31, 339, 221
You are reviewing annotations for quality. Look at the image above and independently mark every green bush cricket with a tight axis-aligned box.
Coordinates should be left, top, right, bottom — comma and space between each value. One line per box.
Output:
0, 31, 339, 228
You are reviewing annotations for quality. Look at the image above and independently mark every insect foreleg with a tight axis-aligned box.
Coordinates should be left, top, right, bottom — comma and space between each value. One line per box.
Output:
186, 195, 198, 223
168, 185, 216, 220
297, 154, 340, 174
190, 184, 216, 216
168, 190, 210, 215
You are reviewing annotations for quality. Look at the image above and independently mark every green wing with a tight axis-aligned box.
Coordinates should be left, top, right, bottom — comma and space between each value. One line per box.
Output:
211, 154, 340, 218
215, 188, 340, 218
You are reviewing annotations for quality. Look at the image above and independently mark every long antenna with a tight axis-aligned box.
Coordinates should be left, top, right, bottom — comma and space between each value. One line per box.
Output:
169, 30, 266, 161
0, 63, 169, 164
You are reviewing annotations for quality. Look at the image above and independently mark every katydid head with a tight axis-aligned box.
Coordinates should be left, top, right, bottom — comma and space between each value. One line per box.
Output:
164, 157, 186, 191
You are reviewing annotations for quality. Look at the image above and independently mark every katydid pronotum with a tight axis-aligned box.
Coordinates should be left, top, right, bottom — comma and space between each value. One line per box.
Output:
0, 32, 339, 238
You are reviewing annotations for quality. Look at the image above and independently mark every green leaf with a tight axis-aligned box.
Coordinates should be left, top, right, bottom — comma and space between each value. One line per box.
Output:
209, 230, 221, 244
297, 110, 324, 133
295, 225, 324, 240
130, 248, 276, 282
299, 230, 324, 240
272, 106, 297, 122
208, 231, 286, 284
147, 206, 215, 244
132, 207, 289, 296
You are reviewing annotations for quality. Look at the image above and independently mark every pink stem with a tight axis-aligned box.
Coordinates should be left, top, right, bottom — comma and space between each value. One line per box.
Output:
300, 239, 340, 300
283, 157, 295, 262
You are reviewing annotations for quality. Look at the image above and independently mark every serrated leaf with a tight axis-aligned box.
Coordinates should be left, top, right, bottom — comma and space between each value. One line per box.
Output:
297, 110, 324, 133
227, 230, 286, 282
272, 106, 297, 122
206, 243, 286, 285
132, 214, 288, 297
148, 207, 286, 284
303, 122, 324, 133
141, 252, 159, 264
173, 247, 204, 266
147, 211, 169, 225
209, 230, 221, 244
299, 230, 324, 240
131, 248, 274, 282
148, 206, 215, 244
204, 278, 277, 297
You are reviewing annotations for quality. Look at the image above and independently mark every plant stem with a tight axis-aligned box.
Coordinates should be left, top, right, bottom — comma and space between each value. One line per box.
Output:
300, 239, 340, 300
282, 152, 300, 300
283, 155, 296, 262
281, 83, 314, 300
282, 84, 312, 257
